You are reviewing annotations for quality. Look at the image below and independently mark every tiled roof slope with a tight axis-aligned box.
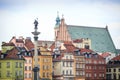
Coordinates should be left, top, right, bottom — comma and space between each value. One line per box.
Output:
67, 25, 116, 53
25, 39, 34, 51
112, 55, 120, 60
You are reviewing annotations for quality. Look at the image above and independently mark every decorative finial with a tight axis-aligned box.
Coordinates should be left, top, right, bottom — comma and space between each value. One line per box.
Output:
34, 18, 38, 29
106, 25, 108, 30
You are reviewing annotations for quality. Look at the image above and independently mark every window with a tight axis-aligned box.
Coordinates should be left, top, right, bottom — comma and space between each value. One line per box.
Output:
109, 68, 111, 72
63, 62, 65, 66
89, 73, 91, 77
47, 72, 49, 77
47, 66, 49, 70
29, 66, 32, 70
119, 68, 120, 72
70, 70, 72, 75
43, 65, 45, 70
7, 62, 10, 68
15, 71, 19, 76
94, 61, 97, 64
85, 45, 89, 49
106, 69, 108, 72
86, 73, 88, 77
76, 71, 79, 76
0, 71, 1, 77
114, 68, 116, 72
29, 73, 32, 78
70, 62, 72, 67
94, 73, 97, 77
66, 62, 68, 67
63, 70, 64, 75
15, 62, 18, 68
113, 74, 116, 79
19, 62, 22, 68
6, 71, 10, 77
19, 70, 22, 76
99, 73, 101, 77
66, 70, 68, 75
102, 74, 104, 77
0, 63, 1, 68
119, 74, 120, 79
66, 56, 68, 59
76, 63, 79, 68
43, 72, 45, 77
25, 66, 27, 70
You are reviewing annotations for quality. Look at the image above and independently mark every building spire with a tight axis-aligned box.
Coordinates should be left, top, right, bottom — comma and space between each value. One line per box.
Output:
55, 11, 60, 28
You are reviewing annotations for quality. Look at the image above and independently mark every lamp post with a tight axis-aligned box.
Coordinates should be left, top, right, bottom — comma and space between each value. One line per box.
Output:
32, 19, 40, 80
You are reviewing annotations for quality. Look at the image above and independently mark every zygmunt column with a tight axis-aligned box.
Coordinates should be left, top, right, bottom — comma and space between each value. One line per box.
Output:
32, 19, 40, 80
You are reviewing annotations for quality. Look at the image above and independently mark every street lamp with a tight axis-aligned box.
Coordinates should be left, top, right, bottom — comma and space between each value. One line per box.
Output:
32, 18, 40, 80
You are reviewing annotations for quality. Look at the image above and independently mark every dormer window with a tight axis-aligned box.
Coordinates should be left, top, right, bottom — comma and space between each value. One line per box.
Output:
19, 55, 22, 59
29, 53, 31, 56
85, 45, 89, 49
25, 52, 27, 56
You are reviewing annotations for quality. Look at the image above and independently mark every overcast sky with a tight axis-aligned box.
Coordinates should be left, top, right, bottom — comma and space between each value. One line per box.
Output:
0, 0, 120, 50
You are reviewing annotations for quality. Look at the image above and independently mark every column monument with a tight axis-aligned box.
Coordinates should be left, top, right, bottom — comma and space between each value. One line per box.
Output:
32, 19, 40, 80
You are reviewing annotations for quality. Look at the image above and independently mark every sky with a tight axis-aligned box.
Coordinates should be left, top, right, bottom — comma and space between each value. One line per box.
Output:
0, 0, 120, 50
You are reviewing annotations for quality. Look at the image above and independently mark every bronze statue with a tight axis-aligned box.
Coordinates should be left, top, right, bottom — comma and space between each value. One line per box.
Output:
34, 18, 38, 29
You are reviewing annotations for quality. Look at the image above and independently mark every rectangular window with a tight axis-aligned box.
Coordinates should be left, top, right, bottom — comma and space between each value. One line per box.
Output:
70, 62, 72, 67
6, 71, 10, 77
15, 62, 18, 68
29, 66, 32, 70
19, 62, 22, 68
0, 63, 1, 68
29, 73, 32, 78
25, 66, 27, 71
6, 62, 10, 68
63, 62, 65, 66
109, 68, 111, 72
43, 72, 45, 77
63, 70, 64, 75
0, 71, 1, 77
19, 70, 22, 76
15, 71, 19, 76
114, 68, 116, 72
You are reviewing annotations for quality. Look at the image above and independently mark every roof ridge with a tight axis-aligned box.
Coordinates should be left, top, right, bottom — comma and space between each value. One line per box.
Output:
67, 25, 106, 29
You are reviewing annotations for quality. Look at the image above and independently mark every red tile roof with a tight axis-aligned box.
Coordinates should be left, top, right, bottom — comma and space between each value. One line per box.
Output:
25, 39, 34, 50
101, 52, 111, 58
63, 41, 77, 53
79, 48, 93, 53
73, 39, 83, 43
112, 55, 120, 60
5, 47, 18, 59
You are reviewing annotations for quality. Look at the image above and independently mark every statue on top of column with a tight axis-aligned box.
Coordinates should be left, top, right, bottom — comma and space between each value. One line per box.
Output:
34, 18, 38, 29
